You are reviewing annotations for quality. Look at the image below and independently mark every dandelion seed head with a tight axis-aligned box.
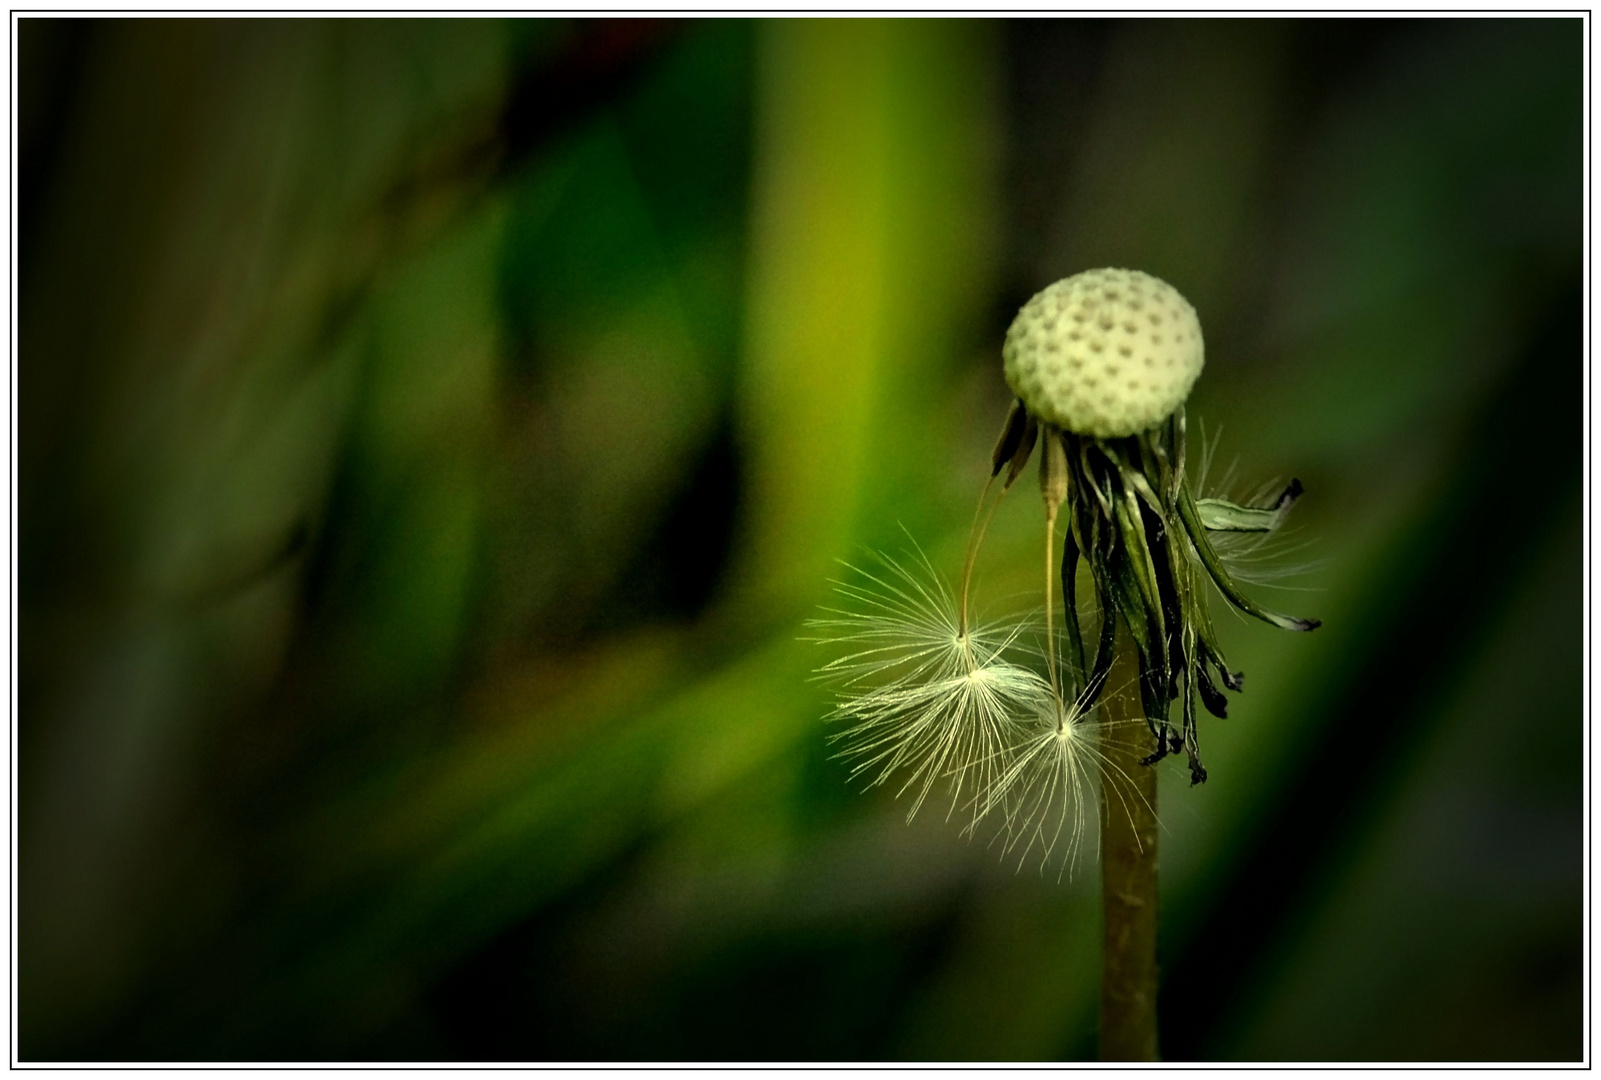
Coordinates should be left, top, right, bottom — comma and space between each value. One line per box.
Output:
1003, 269, 1203, 438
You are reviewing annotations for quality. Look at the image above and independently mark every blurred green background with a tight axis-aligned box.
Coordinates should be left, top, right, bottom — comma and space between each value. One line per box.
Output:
19, 16, 1582, 1062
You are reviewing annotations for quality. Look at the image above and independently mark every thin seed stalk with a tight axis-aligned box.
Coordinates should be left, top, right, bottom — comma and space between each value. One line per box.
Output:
1039, 427, 1069, 709
1099, 629, 1160, 1062
959, 473, 1005, 637
1043, 506, 1060, 702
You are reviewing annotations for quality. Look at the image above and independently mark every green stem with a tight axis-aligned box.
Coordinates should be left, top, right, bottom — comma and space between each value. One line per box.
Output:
1099, 630, 1160, 1062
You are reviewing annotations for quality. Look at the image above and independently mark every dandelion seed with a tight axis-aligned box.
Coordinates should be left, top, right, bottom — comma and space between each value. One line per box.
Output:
992, 710, 1151, 881
809, 551, 1050, 828
971, 656, 1150, 881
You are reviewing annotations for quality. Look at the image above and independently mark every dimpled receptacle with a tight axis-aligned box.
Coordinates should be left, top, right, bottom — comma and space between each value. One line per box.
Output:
1002, 268, 1204, 438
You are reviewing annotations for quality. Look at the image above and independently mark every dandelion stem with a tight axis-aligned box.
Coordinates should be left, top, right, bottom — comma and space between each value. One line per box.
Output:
1099, 629, 1160, 1061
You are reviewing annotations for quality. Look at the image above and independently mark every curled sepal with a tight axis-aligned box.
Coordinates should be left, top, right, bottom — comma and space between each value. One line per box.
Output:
1059, 527, 1087, 698
1179, 660, 1207, 785
1167, 409, 1188, 504
1114, 489, 1164, 642
1194, 664, 1229, 718
991, 399, 1029, 477
1177, 488, 1321, 633
1196, 478, 1304, 533
1199, 640, 1244, 692
1003, 414, 1040, 491
1081, 525, 1120, 713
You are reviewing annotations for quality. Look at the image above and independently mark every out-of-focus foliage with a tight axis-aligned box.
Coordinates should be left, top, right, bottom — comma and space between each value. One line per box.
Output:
19, 17, 1581, 1062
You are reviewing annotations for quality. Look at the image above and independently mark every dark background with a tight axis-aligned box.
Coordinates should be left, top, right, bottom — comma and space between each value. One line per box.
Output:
19, 17, 1584, 1061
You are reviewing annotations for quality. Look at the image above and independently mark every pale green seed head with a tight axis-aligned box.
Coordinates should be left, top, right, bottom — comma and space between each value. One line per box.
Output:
1002, 268, 1204, 438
